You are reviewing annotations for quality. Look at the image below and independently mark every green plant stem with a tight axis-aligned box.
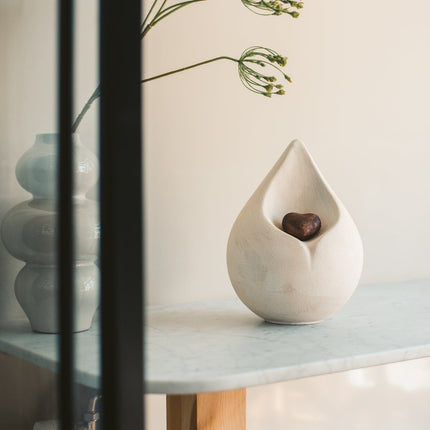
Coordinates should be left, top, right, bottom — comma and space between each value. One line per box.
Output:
141, 0, 168, 37
73, 0, 208, 131
72, 86, 100, 133
141, 56, 238, 83
71, 56, 238, 131
141, 0, 160, 32
141, 0, 206, 38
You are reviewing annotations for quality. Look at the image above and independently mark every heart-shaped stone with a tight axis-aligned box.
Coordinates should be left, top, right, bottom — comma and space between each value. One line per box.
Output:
282, 212, 321, 241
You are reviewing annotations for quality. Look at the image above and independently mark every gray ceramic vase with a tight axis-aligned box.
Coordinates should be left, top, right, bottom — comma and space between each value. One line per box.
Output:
1, 133, 100, 333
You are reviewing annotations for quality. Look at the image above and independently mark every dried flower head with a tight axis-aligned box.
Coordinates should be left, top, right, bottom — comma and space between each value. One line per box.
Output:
238, 47, 292, 97
241, 0, 303, 17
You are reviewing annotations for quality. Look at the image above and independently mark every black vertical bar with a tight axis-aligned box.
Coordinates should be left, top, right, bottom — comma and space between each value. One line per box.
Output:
58, 0, 74, 430
99, 0, 144, 428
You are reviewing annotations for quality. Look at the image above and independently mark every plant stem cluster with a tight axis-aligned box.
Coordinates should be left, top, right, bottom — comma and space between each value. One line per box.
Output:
238, 47, 291, 97
72, 0, 304, 131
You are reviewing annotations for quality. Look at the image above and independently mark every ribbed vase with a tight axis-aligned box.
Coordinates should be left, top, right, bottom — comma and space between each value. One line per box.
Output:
1, 133, 100, 333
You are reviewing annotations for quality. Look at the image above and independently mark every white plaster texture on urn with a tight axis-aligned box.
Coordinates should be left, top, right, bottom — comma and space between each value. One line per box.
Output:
227, 139, 363, 324
1, 133, 100, 333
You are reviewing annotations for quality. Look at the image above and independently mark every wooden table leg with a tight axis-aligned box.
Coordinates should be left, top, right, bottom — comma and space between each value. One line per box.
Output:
166, 388, 246, 430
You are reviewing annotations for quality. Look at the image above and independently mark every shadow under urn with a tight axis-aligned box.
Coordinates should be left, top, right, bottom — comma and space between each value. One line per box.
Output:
227, 139, 363, 325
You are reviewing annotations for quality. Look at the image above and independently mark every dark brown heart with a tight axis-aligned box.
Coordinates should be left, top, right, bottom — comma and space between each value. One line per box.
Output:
282, 212, 321, 241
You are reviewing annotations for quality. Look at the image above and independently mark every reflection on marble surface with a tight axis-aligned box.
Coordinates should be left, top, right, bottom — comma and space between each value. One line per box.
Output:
145, 357, 430, 430
1, 280, 430, 393
0, 317, 101, 388
145, 280, 430, 393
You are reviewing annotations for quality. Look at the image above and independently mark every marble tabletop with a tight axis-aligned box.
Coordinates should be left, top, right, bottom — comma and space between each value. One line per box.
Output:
1, 279, 430, 393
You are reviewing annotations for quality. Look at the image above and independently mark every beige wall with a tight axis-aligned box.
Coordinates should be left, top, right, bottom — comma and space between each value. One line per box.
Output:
143, 0, 430, 304
2, 1, 430, 306
2, 0, 430, 429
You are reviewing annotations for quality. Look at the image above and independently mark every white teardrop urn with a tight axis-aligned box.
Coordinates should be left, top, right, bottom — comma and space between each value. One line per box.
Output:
227, 140, 363, 324
1, 133, 100, 333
